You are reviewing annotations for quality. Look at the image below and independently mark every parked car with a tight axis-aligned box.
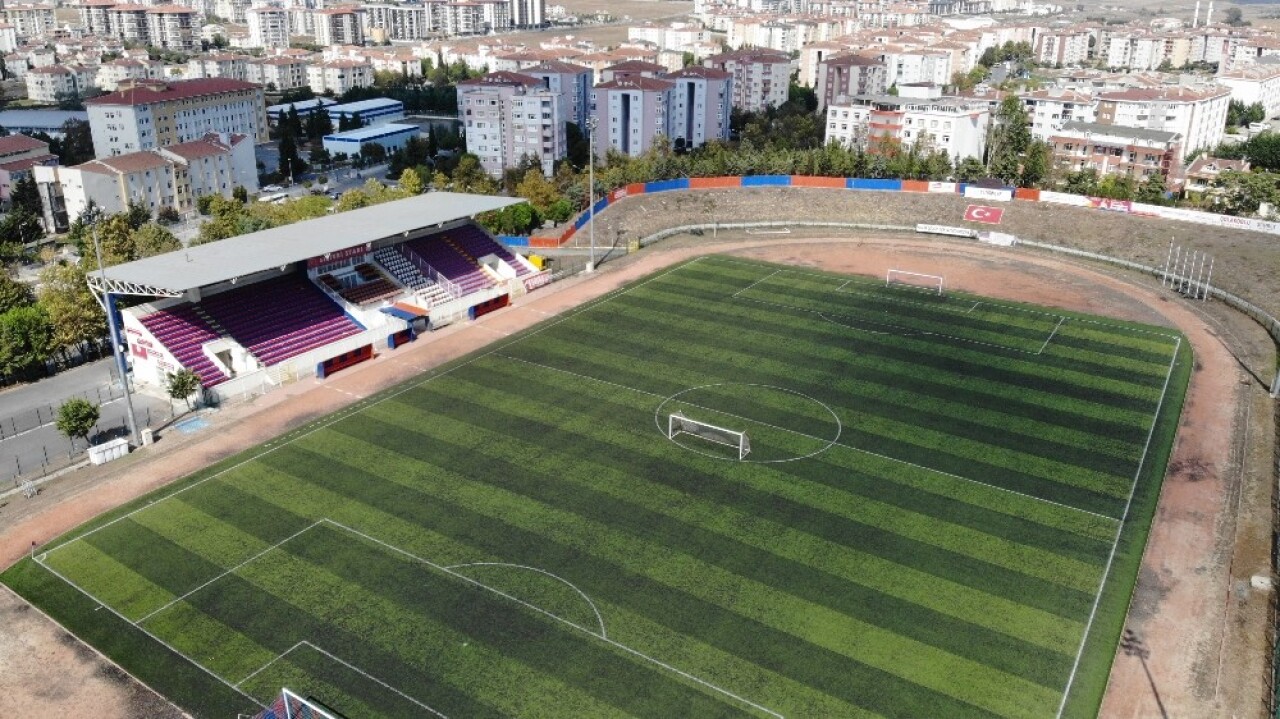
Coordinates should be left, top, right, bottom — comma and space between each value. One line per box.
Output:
262, 184, 283, 192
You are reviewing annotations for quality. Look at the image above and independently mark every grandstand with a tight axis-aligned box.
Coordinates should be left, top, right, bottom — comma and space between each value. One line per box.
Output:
92, 192, 545, 400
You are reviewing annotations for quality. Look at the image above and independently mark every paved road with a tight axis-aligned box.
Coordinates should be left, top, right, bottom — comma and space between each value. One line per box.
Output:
0, 358, 172, 485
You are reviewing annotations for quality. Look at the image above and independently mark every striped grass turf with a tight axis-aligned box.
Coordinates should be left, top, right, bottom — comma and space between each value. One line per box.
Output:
3, 256, 1188, 719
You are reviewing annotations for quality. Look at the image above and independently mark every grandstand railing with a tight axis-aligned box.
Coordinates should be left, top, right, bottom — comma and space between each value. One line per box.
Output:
403, 251, 463, 300
205, 325, 396, 404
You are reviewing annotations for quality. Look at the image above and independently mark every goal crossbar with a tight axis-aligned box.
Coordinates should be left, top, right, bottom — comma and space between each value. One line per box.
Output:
886, 269, 944, 295
279, 688, 342, 719
668, 413, 751, 460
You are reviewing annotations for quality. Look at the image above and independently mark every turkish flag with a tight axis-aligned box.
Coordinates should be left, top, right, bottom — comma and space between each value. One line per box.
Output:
964, 204, 1004, 224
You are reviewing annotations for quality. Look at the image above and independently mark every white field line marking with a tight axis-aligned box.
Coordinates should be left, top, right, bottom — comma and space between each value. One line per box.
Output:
1055, 337, 1183, 718
234, 640, 305, 688
38, 258, 711, 560
328, 518, 784, 719
444, 562, 609, 639
1037, 317, 1067, 355
497, 354, 1119, 523
967, 302, 981, 314
473, 323, 511, 337
136, 522, 323, 624
303, 642, 450, 719
31, 552, 267, 709
708, 257, 1183, 341
730, 269, 781, 299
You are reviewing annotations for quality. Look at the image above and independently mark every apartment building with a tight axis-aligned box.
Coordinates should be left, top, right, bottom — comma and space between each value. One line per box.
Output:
34, 132, 256, 231
1216, 65, 1280, 118
704, 48, 790, 113
1048, 121, 1180, 181
0, 4, 56, 41
186, 54, 252, 82
25, 65, 96, 104
1034, 27, 1092, 67
315, 8, 364, 47
1094, 85, 1230, 159
363, 3, 428, 42
146, 5, 199, 52
665, 66, 732, 151
816, 53, 889, 110
86, 78, 267, 156
246, 6, 291, 49
307, 60, 374, 95
457, 71, 565, 177
0, 133, 56, 204
523, 60, 592, 129
1023, 88, 1097, 139
96, 58, 164, 91
247, 56, 310, 91
592, 76, 675, 158
825, 94, 990, 161
628, 22, 712, 51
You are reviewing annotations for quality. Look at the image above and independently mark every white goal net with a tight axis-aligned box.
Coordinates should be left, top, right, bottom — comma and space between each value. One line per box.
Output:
886, 269, 944, 295
668, 413, 751, 460
252, 688, 344, 719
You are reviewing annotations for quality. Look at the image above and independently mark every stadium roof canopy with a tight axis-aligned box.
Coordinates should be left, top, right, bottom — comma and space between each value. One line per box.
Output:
88, 192, 522, 297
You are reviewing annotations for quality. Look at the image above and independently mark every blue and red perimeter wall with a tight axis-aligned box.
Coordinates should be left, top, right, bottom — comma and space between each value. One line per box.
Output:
497, 176, 1280, 248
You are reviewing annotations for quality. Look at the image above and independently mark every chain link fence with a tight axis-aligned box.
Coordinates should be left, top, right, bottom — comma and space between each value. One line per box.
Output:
0, 405, 164, 490
0, 381, 128, 442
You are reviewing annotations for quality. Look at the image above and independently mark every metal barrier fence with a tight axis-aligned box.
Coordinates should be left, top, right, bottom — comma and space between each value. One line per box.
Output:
0, 381, 127, 442
0, 405, 163, 489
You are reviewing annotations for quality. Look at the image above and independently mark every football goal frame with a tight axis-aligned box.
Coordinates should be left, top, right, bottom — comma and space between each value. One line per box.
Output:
886, 269, 945, 296
668, 412, 751, 460
251, 688, 344, 719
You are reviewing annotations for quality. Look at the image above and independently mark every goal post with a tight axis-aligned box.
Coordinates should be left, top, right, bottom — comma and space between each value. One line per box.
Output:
252, 689, 344, 719
886, 269, 944, 296
668, 412, 751, 460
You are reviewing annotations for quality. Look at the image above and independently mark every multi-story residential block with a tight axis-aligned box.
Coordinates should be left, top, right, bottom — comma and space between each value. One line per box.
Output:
0, 133, 56, 204
628, 22, 712, 51
246, 6, 291, 49
86, 78, 267, 156
1094, 85, 1230, 159
592, 76, 675, 158
146, 5, 199, 52
1048, 121, 1180, 182
1034, 27, 1092, 67
247, 56, 310, 91
509, 0, 543, 28
600, 59, 667, 83
96, 58, 164, 91
704, 48, 790, 113
523, 60, 593, 129
0, 23, 18, 53
816, 53, 889, 110
825, 94, 990, 161
25, 65, 96, 104
363, 3, 428, 42
306, 60, 374, 95
186, 54, 252, 82
0, 4, 56, 42
1023, 88, 1097, 139
1230, 35, 1280, 70
457, 71, 565, 177
315, 7, 364, 47
1216, 65, 1280, 118
666, 66, 732, 151
33, 132, 256, 231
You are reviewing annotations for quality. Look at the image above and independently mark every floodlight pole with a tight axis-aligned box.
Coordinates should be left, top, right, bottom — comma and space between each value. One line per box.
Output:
585, 114, 597, 272
90, 213, 142, 447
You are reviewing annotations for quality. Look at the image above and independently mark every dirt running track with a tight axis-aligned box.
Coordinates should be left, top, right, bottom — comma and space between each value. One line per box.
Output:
0, 235, 1266, 719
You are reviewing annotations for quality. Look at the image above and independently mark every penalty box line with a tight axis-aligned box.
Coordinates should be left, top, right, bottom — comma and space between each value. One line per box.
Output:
710, 257, 1182, 342
727, 269, 1069, 356
494, 354, 1120, 524
235, 641, 449, 719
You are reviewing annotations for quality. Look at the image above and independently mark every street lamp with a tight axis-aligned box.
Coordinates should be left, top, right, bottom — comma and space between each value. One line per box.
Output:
585, 114, 597, 272
86, 208, 141, 447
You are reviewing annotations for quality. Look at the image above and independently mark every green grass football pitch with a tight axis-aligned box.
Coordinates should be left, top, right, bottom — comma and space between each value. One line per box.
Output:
2, 256, 1190, 719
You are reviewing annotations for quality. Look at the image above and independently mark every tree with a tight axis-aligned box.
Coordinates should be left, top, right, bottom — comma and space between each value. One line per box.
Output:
38, 262, 106, 357
1218, 169, 1280, 215
0, 304, 53, 378
11, 174, 41, 217
399, 167, 425, 194
1224, 7, 1249, 26
0, 208, 44, 247
48, 119, 94, 165
955, 156, 986, 182
987, 95, 1032, 183
89, 214, 138, 266
165, 368, 201, 410
125, 201, 151, 230
131, 223, 181, 258
232, 185, 249, 204
1135, 173, 1169, 205
277, 134, 306, 181
0, 274, 35, 315
514, 168, 560, 216
1063, 167, 1099, 195
1019, 140, 1052, 188
55, 397, 99, 450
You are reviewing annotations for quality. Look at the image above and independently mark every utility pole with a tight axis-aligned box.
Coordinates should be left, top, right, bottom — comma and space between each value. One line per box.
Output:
586, 114, 597, 272
89, 210, 141, 446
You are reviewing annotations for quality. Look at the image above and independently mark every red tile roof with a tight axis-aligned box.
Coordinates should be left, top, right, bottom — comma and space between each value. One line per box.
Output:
666, 66, 732, 80
0, 153, 57, 173
595, 76, 675, 91
0, 134, 49, 155
86, 78, 261, 106
458, 70, 541, 87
